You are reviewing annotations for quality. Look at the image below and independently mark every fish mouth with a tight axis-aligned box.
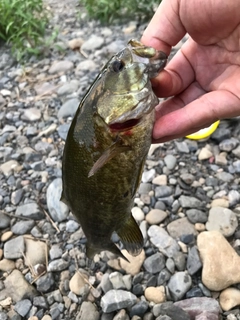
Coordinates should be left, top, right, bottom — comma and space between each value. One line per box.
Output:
109, 118, 141, 132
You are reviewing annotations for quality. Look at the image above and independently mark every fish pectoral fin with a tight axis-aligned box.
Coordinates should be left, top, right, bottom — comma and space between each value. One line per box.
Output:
88, 142, 131, 177
117, 214, 143, 257
86, 242, 129, 262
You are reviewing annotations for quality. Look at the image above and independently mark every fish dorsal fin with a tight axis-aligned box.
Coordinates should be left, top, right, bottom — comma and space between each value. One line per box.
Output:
88, 140, 131, 177
117, 215, 143, 256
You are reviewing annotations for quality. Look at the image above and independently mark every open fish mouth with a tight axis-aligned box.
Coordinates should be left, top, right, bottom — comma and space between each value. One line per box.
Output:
109, 118, 142, 132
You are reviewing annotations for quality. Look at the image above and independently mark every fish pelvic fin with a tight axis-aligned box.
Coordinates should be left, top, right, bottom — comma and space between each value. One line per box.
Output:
117, 214, 143, 257
86, 242, 129, 262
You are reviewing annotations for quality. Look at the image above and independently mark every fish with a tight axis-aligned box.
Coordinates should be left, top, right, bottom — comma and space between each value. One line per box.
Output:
61, 39, 167, 261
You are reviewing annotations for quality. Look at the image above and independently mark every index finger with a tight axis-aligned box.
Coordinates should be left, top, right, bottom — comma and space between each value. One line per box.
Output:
141, 0, 186, 54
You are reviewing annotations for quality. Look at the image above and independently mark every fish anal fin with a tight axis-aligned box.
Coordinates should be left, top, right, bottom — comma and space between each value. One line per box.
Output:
117, 215, 143, 257
86, 242, 129, 262
88, 143, 131, 177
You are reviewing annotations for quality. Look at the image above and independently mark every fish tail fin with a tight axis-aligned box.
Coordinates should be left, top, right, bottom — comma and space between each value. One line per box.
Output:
86, 242, 129, 262
117, 214, 143, 257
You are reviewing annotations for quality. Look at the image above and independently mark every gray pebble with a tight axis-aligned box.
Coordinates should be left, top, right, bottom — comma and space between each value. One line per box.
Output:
33, 296, 48, 308
14, 299, 32, 317
219, 138, 238, 152
143, 252, 165, 274
15, 202, 45, 220
101, 290, 137, 313
158, 268, 171, 286
57, 98, 79, 119
75, 60, 97, 73
228, 190, 240, 207
11, 220, 35, 235
0, 212, 11, 228
21, 108, 41, 122
66, 219, 80, 232
48, 259, 69, 272
76, 301, 99, 320
109, 272, 126, 290
180, 173, 194, 185
153, 302, 190, 320
186, 209, 208, 224
142, 169, 156, 183
11, 188, 24, 205
216, 171, 234, 182
172, 251, 186, 271
174, 141, 189, 153
58, 123, 70, 140
168, 272, 192, 301
167, 217, 198, 239
155, 186, 172, 198
100, 273, 113, 293
187, 246, 202, 275
166, 258, 175, 274
4, 236, 25, 259
179, 195, 202, 209
148, 225, 179, 258
36, 272, 55, 292
57, 80, 79, 95
164, 155, 177, 170
49, 244, 63, 260
47, 178, 69, 222
138, 183, 152, 194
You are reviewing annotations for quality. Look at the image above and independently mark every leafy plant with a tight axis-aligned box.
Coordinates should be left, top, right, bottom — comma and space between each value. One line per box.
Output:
80, 0, 160, 23
0, 0, 49, 60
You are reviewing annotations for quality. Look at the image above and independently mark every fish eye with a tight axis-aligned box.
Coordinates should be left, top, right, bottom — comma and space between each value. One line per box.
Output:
111, 59, 125, 73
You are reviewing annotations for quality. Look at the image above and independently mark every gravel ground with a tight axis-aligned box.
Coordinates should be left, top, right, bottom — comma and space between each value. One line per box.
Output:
1, 1, 240, 320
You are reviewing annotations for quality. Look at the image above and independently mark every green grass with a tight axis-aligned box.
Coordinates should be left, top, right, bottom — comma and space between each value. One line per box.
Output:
0, 0, 49, 61
80, 0, 160, 23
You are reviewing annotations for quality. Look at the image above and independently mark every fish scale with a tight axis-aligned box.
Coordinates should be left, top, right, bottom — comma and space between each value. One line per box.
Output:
61, 39, 168, 261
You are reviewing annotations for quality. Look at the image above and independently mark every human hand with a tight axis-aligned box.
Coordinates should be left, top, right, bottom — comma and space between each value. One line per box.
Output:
141, 0, 240, 142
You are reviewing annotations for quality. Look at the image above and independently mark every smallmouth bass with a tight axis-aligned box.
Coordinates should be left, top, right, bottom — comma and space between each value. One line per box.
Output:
61, 39, 167, 260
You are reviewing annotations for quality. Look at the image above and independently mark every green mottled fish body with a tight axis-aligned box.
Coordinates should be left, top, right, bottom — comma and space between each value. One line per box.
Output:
61, 40, 167, 260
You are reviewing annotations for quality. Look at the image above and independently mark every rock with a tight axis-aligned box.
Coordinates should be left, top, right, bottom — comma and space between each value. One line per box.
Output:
68, 38, 84, 50
158, 268, 171, 286
99, 273, 113, 293
145, 286, 166, 303
36, 272, 55, 293
0, 160, 20, 176
57, 98, 79, 119
168, 272, 192, 301
11, 188, 24, 205
48, 259, 69, 272
164, 154, 177, 170
129, 300, 149, 318
228, 190, 240, 207
143, 252, 165, 274
66, 220, 79, 232
131, 207, 145, 222
3, 270, 37, 302
206, 207, 237, 237
119, 250, 145, 275
186, 209, 208, 224
219, 287, 240, 311
76, 301, 99, 320
1, 231, 13, 242
167, 217, 198, 239
81, 35, 104, 51
210, 198, 229, 208
112, 309, 129, 320
180, 173, 194, 185
142, 169, 156, 183
145, 209, 167, 225
216, 171, 234, 182
152, 175, 167, 185
24, 238, 48, 266
186, 246, 202, 275
14, 299, 32, 317
198, 147, 213, 160
219, 138, 238, 152
153, 302, 191, 320
175, 141, 189, 153
0, 212, 11, 229
57, 80, 79, 96
58, 123, 70, 140
4, 236, 25, 259
174, 297, 221, 319
179, 195, 202, 209
69, 271, 88, 296
197, 231, 240, 290
11, 220, 35, 235
49, 245, 63, 260
15, 202, 44, 220
21, 108, 41, 122
100, 290, 137, 313
109, 272, 126, 290
75, 60, 97, 73
49, 60, 74, 74
34, 82, 58, 95
155, 186, 172, 198
46, 178, 69, 222
148, 225, 180, 258
0, 259, 15, 271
